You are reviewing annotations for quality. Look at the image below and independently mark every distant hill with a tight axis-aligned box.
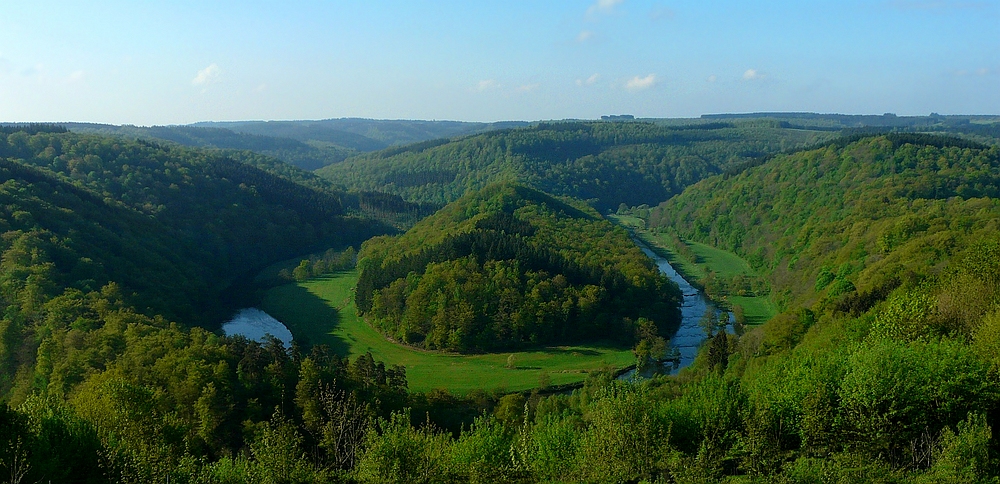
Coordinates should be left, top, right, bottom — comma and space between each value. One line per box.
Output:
700, 112, 1000, 142
61, 119, 531, 172
63, 123, 356, 171
355, 183, 681, 353
318, 120, 837, 212
194, 118, 530, 148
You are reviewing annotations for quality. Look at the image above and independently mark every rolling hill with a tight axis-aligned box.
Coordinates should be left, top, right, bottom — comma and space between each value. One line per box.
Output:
317, 120, 837, 212
355, 183, 682, 353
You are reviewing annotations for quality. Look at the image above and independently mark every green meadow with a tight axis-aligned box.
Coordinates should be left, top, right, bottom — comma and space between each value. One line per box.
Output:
261, 271, 635, 394
609, 214, 777, 325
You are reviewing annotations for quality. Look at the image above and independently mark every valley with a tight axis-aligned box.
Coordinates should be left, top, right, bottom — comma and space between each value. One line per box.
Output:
2, 116, 1000, 482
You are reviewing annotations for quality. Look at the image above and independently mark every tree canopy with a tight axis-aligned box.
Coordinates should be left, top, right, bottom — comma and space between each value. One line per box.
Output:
356, 183, 682, 353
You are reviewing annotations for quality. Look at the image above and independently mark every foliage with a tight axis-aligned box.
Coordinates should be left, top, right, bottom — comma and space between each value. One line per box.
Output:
356, 183, 681, 353
318, 120, 835, 212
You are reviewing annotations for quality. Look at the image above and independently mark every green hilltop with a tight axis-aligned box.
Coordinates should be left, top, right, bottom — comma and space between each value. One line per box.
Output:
356, 182, 681, 353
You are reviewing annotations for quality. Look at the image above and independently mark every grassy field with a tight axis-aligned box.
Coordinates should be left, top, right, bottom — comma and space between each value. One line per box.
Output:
646, 233, 777, 325
727, 295, 779, 326
609, 214, 777, 325
261, 271, 635, 394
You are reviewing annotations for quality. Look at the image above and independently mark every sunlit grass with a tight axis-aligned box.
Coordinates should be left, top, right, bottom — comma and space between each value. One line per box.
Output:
609, 216, 777, 326
261, 271, 635, 394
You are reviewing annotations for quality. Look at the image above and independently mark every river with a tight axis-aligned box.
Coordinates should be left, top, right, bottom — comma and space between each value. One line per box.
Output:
222, 240, 722, 375
631, 240, 731, 376
222, 308, 294, 349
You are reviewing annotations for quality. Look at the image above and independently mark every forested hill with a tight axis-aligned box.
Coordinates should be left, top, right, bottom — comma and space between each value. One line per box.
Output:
64, 123, 358, 171
194, 118, 530, 148
0, 127, 396, 325
647, 133, 1000, 310
355, 183, 682, 353
316, 120, 835, 212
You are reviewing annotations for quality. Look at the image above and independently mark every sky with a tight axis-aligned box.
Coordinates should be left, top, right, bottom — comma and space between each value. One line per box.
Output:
0, 0, 997, 125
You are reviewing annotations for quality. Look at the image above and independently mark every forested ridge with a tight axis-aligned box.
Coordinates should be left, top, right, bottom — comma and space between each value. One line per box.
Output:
5, 122, 1000, 482
647, 133, 1000, 309
0, 127, 456, 482
317, 120, 835, 212
64, 123, 360, 171
193, 118, 530, 149
356, 183, 681, 353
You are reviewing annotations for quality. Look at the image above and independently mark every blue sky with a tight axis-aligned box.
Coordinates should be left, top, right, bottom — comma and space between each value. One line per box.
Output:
0, 0, 997, 124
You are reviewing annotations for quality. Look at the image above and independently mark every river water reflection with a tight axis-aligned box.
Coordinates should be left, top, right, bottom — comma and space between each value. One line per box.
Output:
222, 308, 294, 349
634, 241, 731, 376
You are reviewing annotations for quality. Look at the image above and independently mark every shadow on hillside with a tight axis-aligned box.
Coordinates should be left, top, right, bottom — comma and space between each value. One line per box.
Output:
266, 282, 352, 356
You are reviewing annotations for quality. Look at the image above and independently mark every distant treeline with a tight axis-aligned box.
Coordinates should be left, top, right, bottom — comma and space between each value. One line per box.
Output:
319, 120, 836, 211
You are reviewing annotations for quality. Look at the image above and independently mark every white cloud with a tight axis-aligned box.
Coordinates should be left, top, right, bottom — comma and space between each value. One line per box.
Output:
626, 74, 656, 90
707, 75, 717, 83
255, 83, 268, 93
517, 83, 540, 93
576, 73, 600, 86
743, 69, 765, 80
475, 79, 500, 91
587, 0, 624, 16
577, 30, 595, 42
977, 67, 990, 76
192, 64, 221, 85
67, 70, 85, 83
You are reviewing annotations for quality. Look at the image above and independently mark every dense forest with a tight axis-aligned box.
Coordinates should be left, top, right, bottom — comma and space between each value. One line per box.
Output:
194, 118, 530, 149
64, 123, 359, 171
62, 118, 534, 175
356, 183, 681, 353
317, 120, 836, 212
4, 121, 1000, 482
647, 133, 999, 309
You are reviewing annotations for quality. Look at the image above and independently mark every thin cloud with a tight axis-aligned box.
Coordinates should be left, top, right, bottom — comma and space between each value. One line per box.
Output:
587, 0, 624, 16
626, 74, 656, 90
475, 79, 500, 91
577, 30, 595, 43
67, 70, 85, 83
576, 74, 600, 86
192, 64, 221, 85
707, 75, 717, 83
977, 68, 990, 76
517, 83, 540, 93
743, 69, 765, 81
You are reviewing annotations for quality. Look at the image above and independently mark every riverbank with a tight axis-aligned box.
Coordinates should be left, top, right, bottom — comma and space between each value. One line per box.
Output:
608, 214, 778, 326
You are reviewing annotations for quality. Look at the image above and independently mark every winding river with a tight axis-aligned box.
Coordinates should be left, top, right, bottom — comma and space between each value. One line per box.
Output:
633, 240, 730, 376
221, 239, 724, 377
